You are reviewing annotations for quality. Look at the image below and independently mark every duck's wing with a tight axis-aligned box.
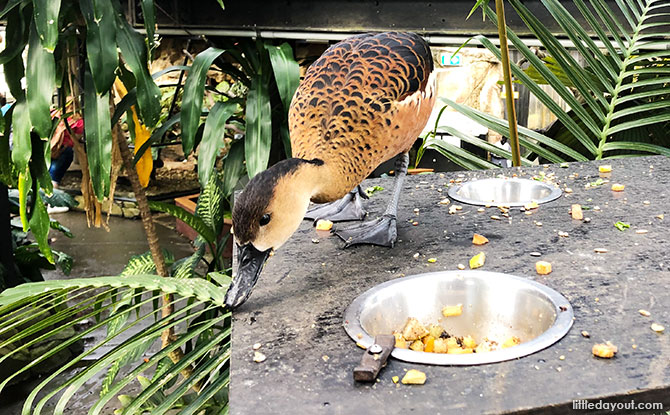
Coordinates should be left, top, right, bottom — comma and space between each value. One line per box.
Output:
289, 32, 435, 162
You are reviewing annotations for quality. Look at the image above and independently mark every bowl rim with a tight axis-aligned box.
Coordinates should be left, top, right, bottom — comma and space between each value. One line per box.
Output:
447, 177, 562, 207
343, 270, 574, 366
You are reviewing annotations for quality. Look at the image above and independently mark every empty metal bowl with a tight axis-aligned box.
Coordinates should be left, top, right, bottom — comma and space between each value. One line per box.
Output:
448, 177, 562, 207
343, 271, 573, 365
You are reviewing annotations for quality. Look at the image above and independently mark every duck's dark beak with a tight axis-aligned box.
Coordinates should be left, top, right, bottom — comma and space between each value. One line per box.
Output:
224, 243, 272, 309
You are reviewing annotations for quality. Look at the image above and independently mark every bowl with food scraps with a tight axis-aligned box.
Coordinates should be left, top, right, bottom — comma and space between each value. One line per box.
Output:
343, 270, 573, 365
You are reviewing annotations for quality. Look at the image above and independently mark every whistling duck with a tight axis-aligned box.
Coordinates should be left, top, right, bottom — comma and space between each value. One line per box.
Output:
225, 32, 436, 308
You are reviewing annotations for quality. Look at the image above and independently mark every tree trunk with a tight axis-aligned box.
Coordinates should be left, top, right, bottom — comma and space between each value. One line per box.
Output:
113, 123, 198, 388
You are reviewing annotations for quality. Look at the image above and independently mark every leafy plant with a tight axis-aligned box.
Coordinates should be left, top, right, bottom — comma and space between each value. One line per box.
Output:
0, 1, 298, 413
422, 0, 670, 170
0, 274, 231, 415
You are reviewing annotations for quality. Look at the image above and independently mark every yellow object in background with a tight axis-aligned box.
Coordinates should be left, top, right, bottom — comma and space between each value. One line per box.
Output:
131, 109, 152, 188
114, 79, 153, 188
599, 165, 612, 173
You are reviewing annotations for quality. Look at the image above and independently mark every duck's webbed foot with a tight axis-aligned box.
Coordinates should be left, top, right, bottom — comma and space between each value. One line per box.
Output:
305, 185, 368, 223
335, 214, 397, 248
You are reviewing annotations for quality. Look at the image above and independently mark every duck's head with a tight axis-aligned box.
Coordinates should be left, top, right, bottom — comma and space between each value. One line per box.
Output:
224, 158, 324, 309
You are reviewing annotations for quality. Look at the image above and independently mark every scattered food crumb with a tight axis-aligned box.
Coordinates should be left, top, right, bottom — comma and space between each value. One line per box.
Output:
594, 248, 609, 253
651, 323, 665, 333
439, 198, 451, 205
312, 238, 320, 244
611, 183, 625, 192
614, 221, 630, 231
254, 351, 267, 363
392, 376, 399, 384
322, 355, 330, 362
457, 264, 466, 270
564, 188, 573, 193
490, 215, 501, 221
559, 355, 565, 360
357, 333, 363, 339
581, 331, 590, 338
639, 309, 651, 317
643, 200, 650, 205
472, 234, 489, 245
536, 261, 552, 275
401, 369, 426, 385
530, 252, 541, 257
656, 214, 664, 220
571, 204, 583, 220
413, 253, 420, 259
365, 185, 384, 196
412, 221, 419, 226
558, 231, 569, 237
477, 207, 485, 212
253, 343, 262, 350
592, 342, 617, 358
599, 165, 612, 173
469, 252, 486, 269
315, 219, 333, 231
635, 229, 648, 234
427, 258, 437, 263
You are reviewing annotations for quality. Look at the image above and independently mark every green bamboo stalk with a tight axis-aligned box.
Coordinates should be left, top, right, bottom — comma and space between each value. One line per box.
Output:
495, 0, 522, 167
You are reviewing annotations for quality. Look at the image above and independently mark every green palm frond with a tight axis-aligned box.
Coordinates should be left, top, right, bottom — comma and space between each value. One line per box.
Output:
431, 0, 670, 168
0, 274, 231, 415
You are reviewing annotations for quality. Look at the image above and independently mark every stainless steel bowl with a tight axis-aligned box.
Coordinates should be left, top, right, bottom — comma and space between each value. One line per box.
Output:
448, 177, 562, 207
343, 271, 573, 365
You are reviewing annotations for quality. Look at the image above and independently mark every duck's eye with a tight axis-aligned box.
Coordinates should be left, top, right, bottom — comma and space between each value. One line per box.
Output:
259, 214, 271, 226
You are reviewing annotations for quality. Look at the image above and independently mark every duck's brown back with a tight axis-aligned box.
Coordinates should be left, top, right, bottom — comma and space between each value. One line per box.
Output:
289, 32, 436, 202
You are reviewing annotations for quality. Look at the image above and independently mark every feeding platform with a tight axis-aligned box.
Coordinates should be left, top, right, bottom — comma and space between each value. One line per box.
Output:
230, 156, 670, 414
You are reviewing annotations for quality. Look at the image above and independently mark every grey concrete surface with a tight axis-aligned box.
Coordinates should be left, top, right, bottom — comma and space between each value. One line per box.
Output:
230, 156, 670, 414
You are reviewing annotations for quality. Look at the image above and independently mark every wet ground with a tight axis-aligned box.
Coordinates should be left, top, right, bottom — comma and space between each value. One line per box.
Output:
1, 212, 195, 415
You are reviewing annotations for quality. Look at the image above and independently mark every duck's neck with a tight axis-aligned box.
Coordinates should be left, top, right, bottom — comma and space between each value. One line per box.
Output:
287, 158, 329, 202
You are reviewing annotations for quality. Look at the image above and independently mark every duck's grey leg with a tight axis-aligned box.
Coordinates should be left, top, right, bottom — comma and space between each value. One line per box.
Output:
305, 185, 368, 223
335, 153, 408, 248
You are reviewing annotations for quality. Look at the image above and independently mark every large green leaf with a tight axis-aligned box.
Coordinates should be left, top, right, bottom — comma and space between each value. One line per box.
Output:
33, 0, 60, 51
148, 201, 217, 244
198, 101, 239, 187
221, 139, 245, 197
266, 42, 299, 157
0, 0, 23, 20
181, 47, 226, 155
0, 4, 30, 66
266, 42, 299, 112
11, 99, 32, 172
30, 132, 53, 193
140, 0, 156, 53
80, 0, 118, 93
26, 21, 55, 138
84, 70, 113, 201
114, 4, 161, 127
245, 76, 272, 178
28, 193, 54, 264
